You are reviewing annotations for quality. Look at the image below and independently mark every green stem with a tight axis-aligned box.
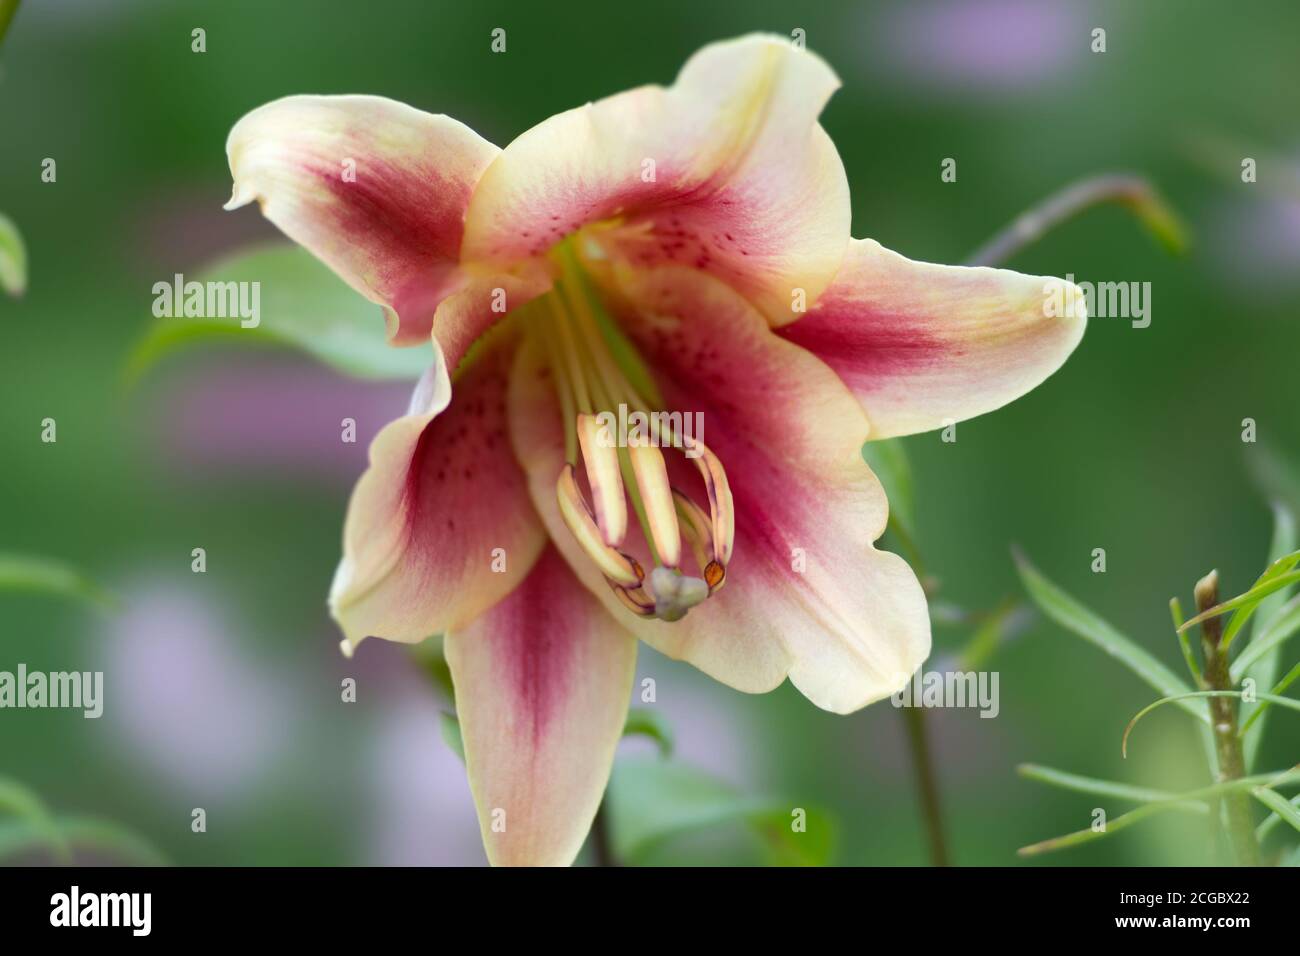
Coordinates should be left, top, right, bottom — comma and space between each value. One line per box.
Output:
901, 705, 950, 866
1195, 571, 1260, 865
965, 173, 1186, 268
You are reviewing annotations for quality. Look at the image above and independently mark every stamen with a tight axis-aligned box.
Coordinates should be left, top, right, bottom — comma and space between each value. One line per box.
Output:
555, 464, 642, 587
576, 413, 627, 546
628, 443, 681, 570
536, 238, 738, 623
673, 489, 714, 572
686, 438, 735, 564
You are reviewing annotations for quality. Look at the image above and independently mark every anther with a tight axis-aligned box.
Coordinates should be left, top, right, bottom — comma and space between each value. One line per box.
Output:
556, 464, 642, 586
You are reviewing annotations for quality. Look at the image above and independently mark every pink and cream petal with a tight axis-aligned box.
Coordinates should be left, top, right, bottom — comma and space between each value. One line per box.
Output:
330, 326, 546, 653
226, 94, 499, 345
461, 34, 851, 325
445, 546, 637, 867
780, 238, 1088, 440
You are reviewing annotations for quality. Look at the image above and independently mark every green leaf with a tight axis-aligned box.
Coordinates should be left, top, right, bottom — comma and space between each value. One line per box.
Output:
1238, 660, 1300, 739
1252, 788, 1300, 839
1177, 567, 1300, 638
1123, 690, 1300, 757
1017, 763, 1199, 806
0, 552, 116, 610
0, 777, 70, 863
862, 439, 915, 542
0, 212, 26, 297
606, 757, 835, 866
622, 708, 674, 757
0, 815, 167, 865
1019, 767, 1300, 857
438, 711, 465, 762
1232, 595, 1300, 683
1014, 550, 1205, 722
1240, 504, 1299, 769
126, 243, 433, 384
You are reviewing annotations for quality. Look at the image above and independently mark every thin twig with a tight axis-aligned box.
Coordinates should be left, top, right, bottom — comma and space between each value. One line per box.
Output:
965, 173, 1186, 268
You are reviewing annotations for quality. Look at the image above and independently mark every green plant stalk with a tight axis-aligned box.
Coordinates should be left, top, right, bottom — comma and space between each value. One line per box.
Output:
901, 704, 949, 866
1195, 572, 1260, 865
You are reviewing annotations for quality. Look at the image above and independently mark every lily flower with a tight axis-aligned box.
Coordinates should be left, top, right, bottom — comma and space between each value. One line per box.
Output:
225, 34, 1086, 866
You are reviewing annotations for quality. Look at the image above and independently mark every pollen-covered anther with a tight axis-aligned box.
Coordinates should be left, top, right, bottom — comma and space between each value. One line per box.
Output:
555, 463, 642, 587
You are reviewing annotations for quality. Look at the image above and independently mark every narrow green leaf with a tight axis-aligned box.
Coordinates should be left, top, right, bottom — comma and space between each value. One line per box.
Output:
1233, 595, 1300, 682
1252, 788, 1300, 839
1019, 767, 1300, 857
622, 708, 675, 758
1221, 547, 1300, 649
0, 552, 116, 610
1169, 597, 1202, 687
0, 212, 27, 297
1123, 690, 1300, 757
606, 757, 835, 866
1018, 763, 1200, 805
1015, 551, 1205, 722
1238, 660, 1300, 738
1177, 568, 1300, 636
1241, 504, 1300, 770
126, 243, 433, 384
862, 439, 915, 541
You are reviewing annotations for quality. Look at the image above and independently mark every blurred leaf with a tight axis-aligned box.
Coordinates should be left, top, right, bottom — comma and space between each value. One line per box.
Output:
0, 0, 18, 52
126, 243, 433, 384
1123, 690, 1300, 757
1252, 788, 1300, 837
1017, 763, 1200, 806
438, 711, 464, 762
1015, 550, 1205, 722
1241, 504, 1298, 769
0, 777, 69, 863
0, 815, 166, 865
0, 212, 26, 297
622, 708, 674, 758
958, 600, 1030, 671
1178, 565, 1300, 638
0, 552, 115, 610
606, 757, 835, 866
1019, 767, 1300, 857
862, 439, 914, 541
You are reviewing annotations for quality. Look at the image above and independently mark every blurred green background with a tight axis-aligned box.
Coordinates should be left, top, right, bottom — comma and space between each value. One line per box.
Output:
2, 0, 1298, 866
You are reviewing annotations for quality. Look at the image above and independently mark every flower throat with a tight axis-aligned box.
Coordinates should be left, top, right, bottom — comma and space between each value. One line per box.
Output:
532, 240, 734, 623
